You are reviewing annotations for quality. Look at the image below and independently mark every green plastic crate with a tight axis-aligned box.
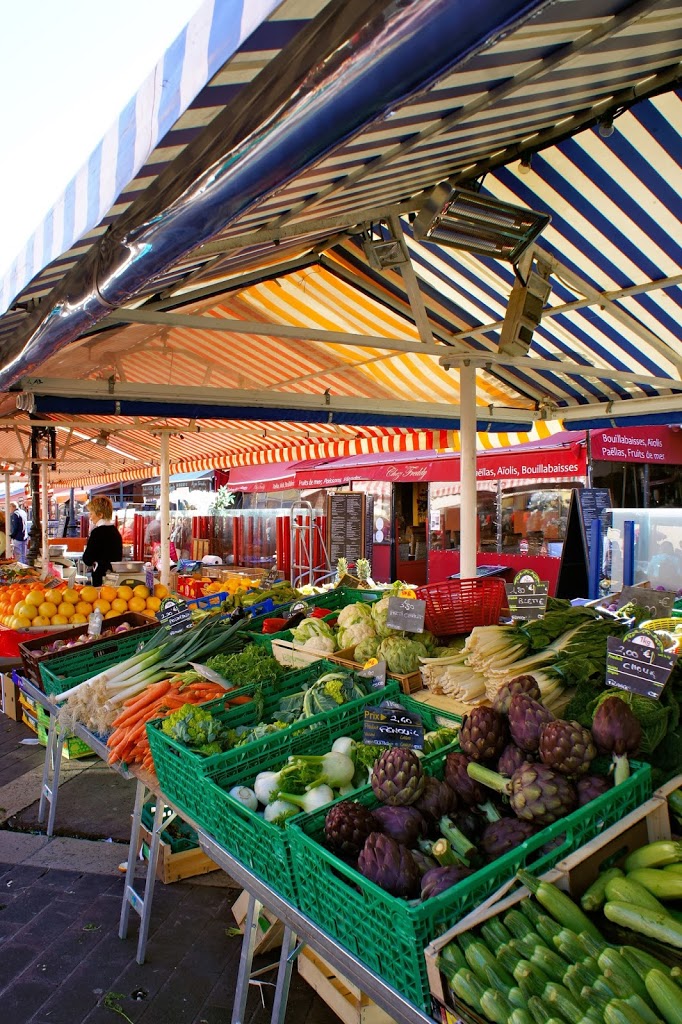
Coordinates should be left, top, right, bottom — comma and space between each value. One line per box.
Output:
147, 655, 360, 806
245, 587, 382, 635
196, 693, 459, 901
287, 756, 652, 1011
39, 628, 161, 697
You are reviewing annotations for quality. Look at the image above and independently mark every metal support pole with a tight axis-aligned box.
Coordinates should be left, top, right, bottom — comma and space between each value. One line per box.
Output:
159, 432, 171, 587
623, 520, 636, 586
4, 472, 11, 554
37, 712, 64, 837
459, 361, 477, 579
232, 893, 264, 1024
40, 460, 49, 566
270, 926, 300, 1024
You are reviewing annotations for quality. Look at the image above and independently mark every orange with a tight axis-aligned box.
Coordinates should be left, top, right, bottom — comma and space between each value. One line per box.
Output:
62, 588, 80, 605
104, 610, 120, 619
25, 590, 45, 607
33, 616, 50, 627
153, 583, 170, 600
80, 585, 99, 604
145, 596, 161, 612
57, 602, 74, 618
116, 585, 134, 602
93, 599, 111, 614
75, 601, 93, 616
100, 585, 118, 603
127, 597, 147, 613
39, 601, 58, 619
110, 598, 128, 613
132, 584, 150, 600
50, 614, 68, 625
70, 613, 88, 624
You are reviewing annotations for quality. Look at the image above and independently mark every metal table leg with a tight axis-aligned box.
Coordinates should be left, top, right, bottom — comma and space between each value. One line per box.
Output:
119, 779, 147, 941
135, 798, 168, 964
38, 713, 64, 837
232, 893, 264, 1024
270, 926, 300, 1024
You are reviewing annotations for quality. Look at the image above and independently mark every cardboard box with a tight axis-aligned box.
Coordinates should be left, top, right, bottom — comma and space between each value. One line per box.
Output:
1, 673, 21, 721
231, 890, 285, 954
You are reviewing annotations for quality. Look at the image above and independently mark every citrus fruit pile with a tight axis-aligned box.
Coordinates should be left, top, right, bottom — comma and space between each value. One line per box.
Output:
0, 581, 170, 630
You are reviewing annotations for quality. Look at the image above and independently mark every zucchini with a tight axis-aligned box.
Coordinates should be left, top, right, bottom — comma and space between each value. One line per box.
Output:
462, 939, 509, 985
598, 947, 654, 1006
529, 945, 571, 984
535, 913, 563, 946
507, 986, 528, 1010
563, 960, 599, 999
504, 908, 538, 941
644, 969, 682, 1024
606, 875, 670, 914
527, 995, 555, 1024
577, 930, 608, 957
520, 899, 545, 927
553, 927, 590, 963
517, 871, 604, 940
439, 941, 467, 973
628, 868, 682, 901
509, 935, 542, 959
481, 917, 513, 949
544, 980, 589, 1019
622, 995, 668, 1024
604, 998, 663, 1024
663, 865, 682, 876
513, 959, 551, 998
619, 945, 678, 980
509, 1011, 533, 1024
481, 960, 517, 996
480, 989, 514, 1024
449, 967, 486, 1013
582, 867, 625, 912
595, 971, 639, 1002
625, 841, 682, 873
603, 902, 682, 949
497, 943, 523, 976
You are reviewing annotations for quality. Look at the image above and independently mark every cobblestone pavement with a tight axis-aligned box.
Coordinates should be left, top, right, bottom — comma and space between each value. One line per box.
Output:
0, 713, 339, 1024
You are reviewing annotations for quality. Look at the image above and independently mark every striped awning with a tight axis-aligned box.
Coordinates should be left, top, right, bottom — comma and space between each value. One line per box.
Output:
0, 0, 680, 487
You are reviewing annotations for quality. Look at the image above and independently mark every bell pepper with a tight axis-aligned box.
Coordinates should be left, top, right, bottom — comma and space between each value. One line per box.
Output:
309, 607, 332, 618
261, 617, 289, 633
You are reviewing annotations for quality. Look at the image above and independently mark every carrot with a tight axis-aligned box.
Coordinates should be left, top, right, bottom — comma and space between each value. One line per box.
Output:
227, 695, 253, 706
118, 679, 171, 718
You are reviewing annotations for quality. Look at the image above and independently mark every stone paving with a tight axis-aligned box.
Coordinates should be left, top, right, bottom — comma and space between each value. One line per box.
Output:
0, 712, 340, 1024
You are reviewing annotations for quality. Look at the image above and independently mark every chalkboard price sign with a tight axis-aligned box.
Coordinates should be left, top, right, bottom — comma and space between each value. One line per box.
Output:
357, 659, 387, 690
506, 569, 549, 620
157, 596, 193, 636
327, 492, 366, 566
615, 586, 676, 621
606, 628, 677, 700
363, 702, 424, 749
259, 568, 281, 590
386, 597, 426, 633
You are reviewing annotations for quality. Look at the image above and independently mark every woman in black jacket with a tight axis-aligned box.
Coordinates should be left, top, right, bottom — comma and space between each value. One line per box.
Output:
82, 496, 123, 586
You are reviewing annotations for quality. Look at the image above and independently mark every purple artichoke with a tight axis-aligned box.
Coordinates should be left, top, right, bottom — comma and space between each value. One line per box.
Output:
420, 864, 472, 900
576, 773, 612, 807
468, 761, 577, 827
498, 742, 534, 776
591, 696, 642, 785
371, 747, 425, 806
459, 706, 509, 762
481, 817, 537, 860
324, 801, 379, 859
450, 809, 485, 843
357, 832, 421, 898
539, 719, 597, 777
494, 675, 542, 715
444, 752, 484, 806
508, 694, 554, 752
412, 777, 457, 831
372, 805, 427, 847
410, 848, 437, 876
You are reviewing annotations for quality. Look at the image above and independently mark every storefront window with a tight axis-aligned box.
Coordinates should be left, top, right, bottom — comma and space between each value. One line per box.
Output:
429, 486, 496, 553
500, 486, 573, 557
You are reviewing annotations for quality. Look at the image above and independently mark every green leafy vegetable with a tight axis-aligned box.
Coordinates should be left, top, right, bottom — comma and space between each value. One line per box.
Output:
161, 703, 226, 754
206, 645, 283, 687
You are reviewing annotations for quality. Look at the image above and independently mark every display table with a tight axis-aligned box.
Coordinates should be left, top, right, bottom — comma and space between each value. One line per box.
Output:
14, 673, 436, 1024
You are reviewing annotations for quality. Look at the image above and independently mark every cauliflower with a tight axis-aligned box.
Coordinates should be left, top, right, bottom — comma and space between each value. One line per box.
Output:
370, 596, 401, 639
291, 617, 337, 651
161, 704, 225, 752
336, 602, 373, 629
337, 617, 377, 650
301, 635, 336, 654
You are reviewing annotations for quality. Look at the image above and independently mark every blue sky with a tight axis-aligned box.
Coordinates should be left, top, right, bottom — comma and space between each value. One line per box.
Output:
0, 0, 204, 279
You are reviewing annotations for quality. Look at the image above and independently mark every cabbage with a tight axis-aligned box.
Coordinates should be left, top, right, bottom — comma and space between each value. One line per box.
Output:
370, 596, 400, 639
354, 635, 381, 663
291, 617, 337, 651
377, 636, 428, 674
417, 630, 438, 655
337, 618, 377, 650
336, 602, 373, 629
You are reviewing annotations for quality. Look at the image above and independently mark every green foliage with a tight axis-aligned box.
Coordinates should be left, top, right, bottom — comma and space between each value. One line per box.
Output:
161, 703, 225, 750
277, 670, 368, 724
513, 606, 598, 653
206, 644, 283, 687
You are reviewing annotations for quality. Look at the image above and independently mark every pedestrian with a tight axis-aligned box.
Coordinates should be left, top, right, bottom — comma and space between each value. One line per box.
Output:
9, 502, 28, 563
82, 496, 123, 586
0, 512, 6, 558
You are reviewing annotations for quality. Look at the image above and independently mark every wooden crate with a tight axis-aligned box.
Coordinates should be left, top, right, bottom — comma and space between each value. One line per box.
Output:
139, 821, 221, 884
231, 890, 285, 955
330, 646, 424, 695
425, 776, 680, 1018
297, 947, 394, 1024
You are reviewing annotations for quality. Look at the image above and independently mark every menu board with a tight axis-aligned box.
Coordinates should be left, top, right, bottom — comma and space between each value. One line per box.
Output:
327, 493, 366, 565
578, 488, 613, 557
557, 487, 612, 599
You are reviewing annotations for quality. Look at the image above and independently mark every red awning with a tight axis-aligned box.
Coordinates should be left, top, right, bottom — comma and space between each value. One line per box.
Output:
591, 426, 682, 464
228, 460, 314, 493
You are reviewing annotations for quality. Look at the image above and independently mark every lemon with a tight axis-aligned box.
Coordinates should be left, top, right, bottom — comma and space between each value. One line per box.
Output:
132, 584, 150, 600
104, 610, 120, 619
94, 599, 111, 614
111, 598, 128, 613
127, 597, 147, 613
80, 585, 99, 604
75, 601, 93, 616
17, 602, 38, 620
33, 616, 50, 627
62, 588, 80, 605
70, 613, 88, 624
50, 614, 69, 625
39, 601, 58, 619
58, 603, 74, 618
25, 590, 45, 607
15, 615, 32, 628
116, 585, 134, 602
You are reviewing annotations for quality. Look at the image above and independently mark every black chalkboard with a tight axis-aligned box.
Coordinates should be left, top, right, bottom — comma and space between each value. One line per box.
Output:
386, 596, 426, 633
363, 703, 424, 749
578, 488, 613, 557
327, 492, 366, 565
556, 487, 612, 600
615, 586, 676, 621
606, 629, 677, 700
506, 570, 549, 620
157, 596, 193, 636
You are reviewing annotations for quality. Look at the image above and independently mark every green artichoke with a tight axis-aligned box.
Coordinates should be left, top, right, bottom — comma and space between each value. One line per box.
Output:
370, 596, 401, 639
376, 636, 428, 674
354, 635, 381, 663
371, 747, 425, 806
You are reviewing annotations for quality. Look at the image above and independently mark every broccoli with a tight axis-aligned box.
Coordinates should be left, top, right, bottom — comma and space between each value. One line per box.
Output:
324, 678, 347, 705
197, 741, 223, 757
161, 704, 225, 751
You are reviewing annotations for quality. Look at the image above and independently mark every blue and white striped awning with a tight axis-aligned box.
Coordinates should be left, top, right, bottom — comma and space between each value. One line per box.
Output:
0, 0, 680, 484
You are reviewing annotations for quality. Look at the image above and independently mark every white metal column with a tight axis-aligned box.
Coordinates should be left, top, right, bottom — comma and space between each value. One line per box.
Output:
4, 473, 11, 554
459, 361, 477, 579
159, 432, 171, 588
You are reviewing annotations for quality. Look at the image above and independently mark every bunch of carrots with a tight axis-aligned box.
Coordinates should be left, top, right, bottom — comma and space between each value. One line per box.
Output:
106, 675, 251, 774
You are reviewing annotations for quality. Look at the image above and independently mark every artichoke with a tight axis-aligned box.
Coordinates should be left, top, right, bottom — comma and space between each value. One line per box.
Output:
412, 777, 457, 831
444, 752, 485, 806
324, 800, 379, 859
410, 848, 437, 876
371, 747, 425, 806
357, 832, 421, 898
372, 805, 427, 846
450, 808, 486, 843
498, 742, 534, 777
459, 706, 508, 762
376, 636, 428, 674
576, 774, 612, 807
508, 693, 554, 752
538, 719, 597, 777
370, 596, 401, 639
353, 635, 381, 663
420, 864, 472, 900
468, 761, 578, 826
481, 817, 537, 860
591, 696, 642, 785
494, 675, 542, 715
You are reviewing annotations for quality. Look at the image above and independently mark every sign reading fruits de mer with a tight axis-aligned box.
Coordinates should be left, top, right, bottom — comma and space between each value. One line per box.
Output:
606, 628, 677, 700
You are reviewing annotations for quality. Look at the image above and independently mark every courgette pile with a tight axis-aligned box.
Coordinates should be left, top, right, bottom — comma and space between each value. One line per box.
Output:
438, 852, 682, 1024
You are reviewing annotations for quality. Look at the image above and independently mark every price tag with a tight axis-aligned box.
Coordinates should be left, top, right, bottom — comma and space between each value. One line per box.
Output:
157, 596, 193, 636
506, 569, 549, 621
357, 659, 387, 690
363, 701, 424, 749
145, 566, 155, 592
386, 596, 426, 633
615, 587, 676, 621
606, 628, 677, 700
259, 568, 281, 589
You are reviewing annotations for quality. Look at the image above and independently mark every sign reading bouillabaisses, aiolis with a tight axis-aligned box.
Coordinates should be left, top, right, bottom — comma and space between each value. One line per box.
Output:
591, 425, 682, 464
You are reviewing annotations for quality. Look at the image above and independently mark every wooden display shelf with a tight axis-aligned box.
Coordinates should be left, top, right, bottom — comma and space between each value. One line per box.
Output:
298, 947, 394, 1024
139, 822, 221, 884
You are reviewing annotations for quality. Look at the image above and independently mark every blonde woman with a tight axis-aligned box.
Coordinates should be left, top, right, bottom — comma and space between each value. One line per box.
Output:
82, 496, 123, 586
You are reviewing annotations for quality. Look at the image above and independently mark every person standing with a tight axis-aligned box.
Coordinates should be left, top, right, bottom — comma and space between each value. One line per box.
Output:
9, 502, 28, 563
0, 512, 6, 558
82, 496, 123, 586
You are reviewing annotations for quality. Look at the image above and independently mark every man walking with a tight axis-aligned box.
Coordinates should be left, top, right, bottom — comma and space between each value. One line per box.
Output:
9, 503, 28, 563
